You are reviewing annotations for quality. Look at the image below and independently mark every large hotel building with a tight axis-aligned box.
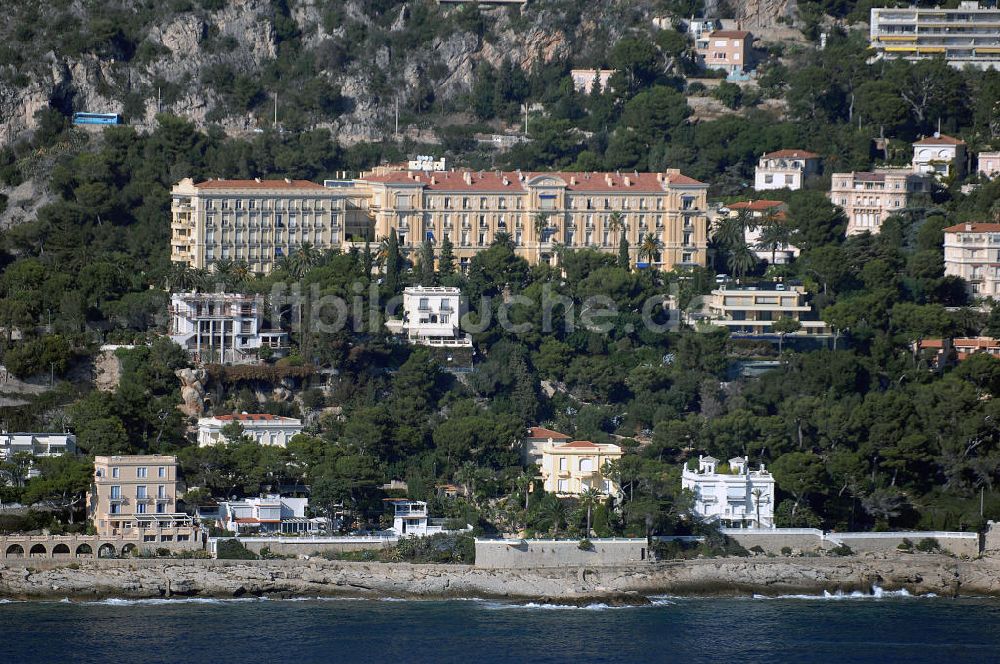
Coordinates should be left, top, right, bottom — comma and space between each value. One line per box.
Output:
870, 2, 1000, 70
170, 168, 710, 274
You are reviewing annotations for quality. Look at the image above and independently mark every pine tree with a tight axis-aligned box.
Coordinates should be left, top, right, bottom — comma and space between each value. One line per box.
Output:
618, 232, 630, 271
385, 229, 401, 295
438, 237, 456, 278
419, 238, 436, 286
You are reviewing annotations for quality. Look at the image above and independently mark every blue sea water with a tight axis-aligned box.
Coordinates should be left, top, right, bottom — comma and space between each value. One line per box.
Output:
3, 591, 1000, 663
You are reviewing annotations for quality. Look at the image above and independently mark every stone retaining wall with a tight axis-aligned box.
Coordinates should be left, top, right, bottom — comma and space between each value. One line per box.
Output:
236, 538, 393, 557
722, 528, 981, 557
475, 538, 652, 568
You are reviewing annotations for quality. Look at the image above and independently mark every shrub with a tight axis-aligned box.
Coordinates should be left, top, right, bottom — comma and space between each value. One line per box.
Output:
780, 546, 793, 556
916, 537, 940, 553
749, 545, 765, 554
216, 538, 258, 560
828, 544, 853, 557
578, 538, 594, 551
897, 538, 914, 552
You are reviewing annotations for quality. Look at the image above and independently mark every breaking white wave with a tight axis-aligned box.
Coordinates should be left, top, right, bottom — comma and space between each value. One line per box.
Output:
83, 597, 267, 606
752, 585, 932, 600
482, 600, 655, 611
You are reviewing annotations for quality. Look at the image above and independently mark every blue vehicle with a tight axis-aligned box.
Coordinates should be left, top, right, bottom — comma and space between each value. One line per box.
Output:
71, 112, 123, 126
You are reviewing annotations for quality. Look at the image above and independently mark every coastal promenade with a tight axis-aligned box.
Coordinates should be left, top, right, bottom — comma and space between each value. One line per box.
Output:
2, 553, 999, 601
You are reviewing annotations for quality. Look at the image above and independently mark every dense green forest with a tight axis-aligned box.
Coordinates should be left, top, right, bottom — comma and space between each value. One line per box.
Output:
2, 0, 1000, 540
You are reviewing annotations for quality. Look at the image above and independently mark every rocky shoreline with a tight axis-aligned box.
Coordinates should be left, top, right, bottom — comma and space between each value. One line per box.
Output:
2, 553, 1000, 602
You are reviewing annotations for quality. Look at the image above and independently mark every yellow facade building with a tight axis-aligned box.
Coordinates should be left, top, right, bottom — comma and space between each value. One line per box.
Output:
170, 168, 710, 274
540, 440, 623, 497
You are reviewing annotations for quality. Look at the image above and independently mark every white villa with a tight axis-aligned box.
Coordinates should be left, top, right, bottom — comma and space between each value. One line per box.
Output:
207, 496, 331, 535
168, 292, 288, 364
196, 413, 303, 447
385, 499, 449, 537
681, 455, 775, 528
0, 432, 77, 479
911, 134, 966, 179
753, 149, 821, 191
385, 286, 472, 348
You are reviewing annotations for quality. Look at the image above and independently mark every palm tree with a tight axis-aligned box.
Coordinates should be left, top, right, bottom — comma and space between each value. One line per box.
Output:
212, 258, 234, 292
539, 496, 567, 537
751, 488, 764, 528
533, 212, 549, 246
577, 487, 603, 537
230, 260, 252, 290
637, 233, 663, 266
606, 211, 624, 239
755, 220, 793, 265
712, 216, 746, 249
727, 242, 758, 279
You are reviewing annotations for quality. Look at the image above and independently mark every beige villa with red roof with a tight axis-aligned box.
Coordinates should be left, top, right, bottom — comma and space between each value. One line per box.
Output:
943, 222, 1000, 298
170, 168, 710, 274
695, 29, 753, 74
540, 439, 622, 497
754, 149, 821, 191
196, 413, 303, 447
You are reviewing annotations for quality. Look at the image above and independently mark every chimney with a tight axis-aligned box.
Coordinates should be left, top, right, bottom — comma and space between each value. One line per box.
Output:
605, 174, 614, 187
934, 131, 941, 139
966, 223, 973, 232
624, 176, 631, 187
570, 176, 576, 186
255, 177, 261, 183
502, 176, 509, 186
284, 177, 291, 184
463, 171, 472, 186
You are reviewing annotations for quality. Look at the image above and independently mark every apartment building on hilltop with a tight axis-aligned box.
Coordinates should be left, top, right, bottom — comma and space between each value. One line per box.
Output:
870, 2, 1000, 70
197, 413, 304, 447
943, 222, 1000, 298
360, 168, 710, 272
702, 284, 830, 336
385, 286, 471, 348
170, 177, 370, 274
695, 30, 753, 74
828, 169, 930, 235
754, 149, 821, 191
170, 169, 710, 275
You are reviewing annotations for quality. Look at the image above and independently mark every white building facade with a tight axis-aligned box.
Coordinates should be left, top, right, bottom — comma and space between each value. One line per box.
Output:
870, 3, 1000, 70
753, 150, 821, 191
943, 222, 1000, 298
540, 440, 622, 497
703, 284, 830, 336
912, 134, 967, 179
0, 432, 76, 460
681, 455, 775, 528
197, 414, 303, 447
385, 286, 472, 347
523, 426, 571, 466
169, 292, 288, 364
212, 496, 330, 534
828, 169, 930, 235
385, 499, 447, 537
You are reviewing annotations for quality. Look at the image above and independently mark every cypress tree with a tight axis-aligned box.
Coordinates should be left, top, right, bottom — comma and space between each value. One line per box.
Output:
420, 237, 436, 286
385, 229, 401, 295
618, 232, 630, 271
438, 237, 456, 278
362, 240, 373, 277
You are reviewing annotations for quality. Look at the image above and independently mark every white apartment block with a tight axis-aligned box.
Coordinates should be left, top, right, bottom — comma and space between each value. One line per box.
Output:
385, 499, 447, 537
682, 455, 775, 528
170, 177, 369, 274
703, 284, 830, 336
943, 222, 1000, 298
197, 413, 303, 447
828, 169, 930, 235
212, 496, 330, 535
385, 286, 471, 347
870, 2, 1000, 70
169, 292, 288, 364
912, 134, 967, 179
754, 149, 821, 191
979, 151, 1000, 179
0, 432, 76, 460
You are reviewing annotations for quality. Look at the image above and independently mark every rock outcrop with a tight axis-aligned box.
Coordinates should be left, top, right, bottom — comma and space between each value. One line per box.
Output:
176, 367, 209, 417
0, 554, 994, 601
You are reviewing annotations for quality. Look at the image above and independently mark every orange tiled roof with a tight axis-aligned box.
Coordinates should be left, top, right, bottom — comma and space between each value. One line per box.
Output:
528, 426, 571, 440
913, 134, 965, 146
194, 179, 327, 190
558, 440, 601, 448
362, 170, 706, 192
943, 223, 1000, 233
762, 149, 819, 159
710, 30, 751, 38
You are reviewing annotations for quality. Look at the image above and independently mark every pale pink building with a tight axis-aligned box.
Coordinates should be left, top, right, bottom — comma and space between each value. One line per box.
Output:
979, 152, 1000, 179
829, 169, 930, 235
695, 30, 753, 74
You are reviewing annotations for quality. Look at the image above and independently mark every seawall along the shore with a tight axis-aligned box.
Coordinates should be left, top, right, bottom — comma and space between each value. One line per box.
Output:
2, 554, 998, 601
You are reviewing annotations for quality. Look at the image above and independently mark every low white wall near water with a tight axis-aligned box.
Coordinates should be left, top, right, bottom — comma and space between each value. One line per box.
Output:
721, 528, 981, 557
